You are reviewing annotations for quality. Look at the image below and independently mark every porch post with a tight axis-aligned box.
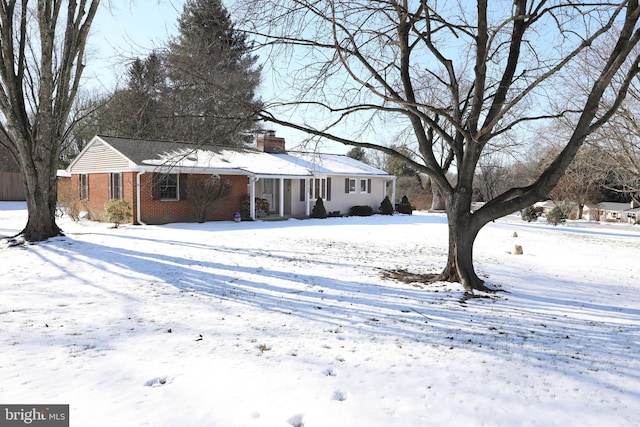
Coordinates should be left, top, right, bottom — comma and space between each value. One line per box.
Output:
391, 177, 397, 207
279, 178, 285, 217
305, 178, 311, 216
250, 176, 257, 220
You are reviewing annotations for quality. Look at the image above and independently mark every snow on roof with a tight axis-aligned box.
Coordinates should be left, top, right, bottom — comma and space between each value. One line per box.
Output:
273, 152, 392, 176
143, 148, 313, 177
598, 202, 632, 211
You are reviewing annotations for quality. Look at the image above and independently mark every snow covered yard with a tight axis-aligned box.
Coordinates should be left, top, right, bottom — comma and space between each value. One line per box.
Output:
1, 201, 639, 426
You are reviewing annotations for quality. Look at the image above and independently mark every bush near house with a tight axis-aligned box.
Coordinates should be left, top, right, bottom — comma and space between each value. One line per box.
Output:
312, 197, 327, 218
349, 205, 374, 216
396, 195, 413, 215
379, 196, 394, 215
104, 199, 132, 228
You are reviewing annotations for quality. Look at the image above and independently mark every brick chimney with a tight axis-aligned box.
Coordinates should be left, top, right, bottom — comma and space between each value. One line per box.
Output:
257, 130, 286, 153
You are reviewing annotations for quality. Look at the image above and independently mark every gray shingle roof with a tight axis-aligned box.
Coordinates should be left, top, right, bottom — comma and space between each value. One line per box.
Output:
97, 135, 261, 166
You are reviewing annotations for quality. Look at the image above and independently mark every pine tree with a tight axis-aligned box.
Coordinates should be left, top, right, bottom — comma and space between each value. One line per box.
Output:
520, 205, 538, 222
311, 197, 327, 218
165, 0, 263, 145
379, 196, 394, 215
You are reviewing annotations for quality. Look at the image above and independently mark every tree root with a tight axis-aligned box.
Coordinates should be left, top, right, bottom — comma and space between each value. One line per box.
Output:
381, 268, 498, 294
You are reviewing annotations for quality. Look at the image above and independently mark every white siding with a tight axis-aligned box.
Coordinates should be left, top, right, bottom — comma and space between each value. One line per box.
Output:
323, 177, 388, 215
69, 140, 132, 173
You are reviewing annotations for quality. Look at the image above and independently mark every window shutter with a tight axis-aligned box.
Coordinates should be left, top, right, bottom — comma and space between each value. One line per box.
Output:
299, 179, 306, 202
345, 178, 349, 193
151, 173, 160, 200
179, 174, 188, 200
108, 173, 112, 199
368, 178, 372, 194
326, 177, 332, 201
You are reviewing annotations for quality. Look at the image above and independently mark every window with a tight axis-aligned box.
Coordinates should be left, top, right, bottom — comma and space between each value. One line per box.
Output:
160, 174, 178, 200
310, 178, 326, 199
79, 174, 88, 201
359, 179, 368, 193
349, 178, 356, 193
109, 173, 122, 200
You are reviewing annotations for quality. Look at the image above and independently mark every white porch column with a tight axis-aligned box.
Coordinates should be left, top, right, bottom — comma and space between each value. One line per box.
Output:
279, 178, 285, 217
305, 178, 311, 216
391, 177, 397, 207
250, 177, 257, 220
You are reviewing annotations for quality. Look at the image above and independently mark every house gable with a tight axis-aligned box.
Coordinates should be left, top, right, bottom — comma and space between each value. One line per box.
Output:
68, 136, 137, 173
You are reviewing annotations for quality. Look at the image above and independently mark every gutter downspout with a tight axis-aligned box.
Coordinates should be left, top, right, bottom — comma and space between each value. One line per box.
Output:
136, 171, 147, 225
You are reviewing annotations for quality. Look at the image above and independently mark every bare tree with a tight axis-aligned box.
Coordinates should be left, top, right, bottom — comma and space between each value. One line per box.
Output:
186, 175, 232, 223
590, 98, 640, 200
240, 1, 640, 292
0, 0, 100, 241
546, 145, 604, 218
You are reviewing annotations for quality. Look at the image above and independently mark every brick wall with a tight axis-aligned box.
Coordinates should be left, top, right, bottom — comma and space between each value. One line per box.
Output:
138, 173, 247, 225
66, 172, 137, 222
67, 172, 247, 225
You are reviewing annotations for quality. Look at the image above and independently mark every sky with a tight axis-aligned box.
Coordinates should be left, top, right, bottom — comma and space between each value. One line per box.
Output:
83, 0, 348, 154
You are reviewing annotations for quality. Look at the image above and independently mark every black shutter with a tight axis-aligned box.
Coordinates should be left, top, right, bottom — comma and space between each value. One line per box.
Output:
345, 178, 349, 193
368, 178, 372, 194
151, 173, 160, 200
300, 179, 306, 201
326, 177, 332, 201
179, 174, 188, 200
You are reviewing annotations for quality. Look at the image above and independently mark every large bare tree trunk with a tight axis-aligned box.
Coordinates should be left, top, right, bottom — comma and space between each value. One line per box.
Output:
19, 147, 62, 240
0, 1, 100, 242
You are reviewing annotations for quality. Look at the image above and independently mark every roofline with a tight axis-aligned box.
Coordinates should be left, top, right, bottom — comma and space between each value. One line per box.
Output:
67, 135, 138, 171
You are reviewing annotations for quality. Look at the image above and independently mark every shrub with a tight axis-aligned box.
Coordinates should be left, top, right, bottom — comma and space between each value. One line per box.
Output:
349, 205, 374, 216
56, 182, 82, 221
379, 196, 394, 215
311, 197, 327, 218
521, 205, 538, 222
546, 205, 567, 226
104, 199, 132, 228
397, 195, 413, 215
240, 194, 251, 220
186, 175, 232, 223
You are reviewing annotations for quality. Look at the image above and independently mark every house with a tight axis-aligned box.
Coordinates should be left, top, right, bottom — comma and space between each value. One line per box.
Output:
597, 201, 640, 223
0, 144, 25, 201
534, 200, 579, 218
65, 133, 396, 225
597, 202, 634, 222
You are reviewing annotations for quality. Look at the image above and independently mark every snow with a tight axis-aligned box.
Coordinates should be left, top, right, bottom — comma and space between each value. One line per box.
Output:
144, 148, 314, 177
1, 201, 639, 426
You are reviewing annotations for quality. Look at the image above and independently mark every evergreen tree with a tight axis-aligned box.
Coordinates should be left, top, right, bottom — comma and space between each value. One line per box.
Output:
311, 197, 327, 218
165, 0, 263, 145
379, 196, 394, 215
520, 205, 538, 222
547, 206, 567, 226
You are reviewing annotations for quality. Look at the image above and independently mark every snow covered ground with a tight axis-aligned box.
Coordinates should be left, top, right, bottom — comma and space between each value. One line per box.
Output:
1, 201, 639, 426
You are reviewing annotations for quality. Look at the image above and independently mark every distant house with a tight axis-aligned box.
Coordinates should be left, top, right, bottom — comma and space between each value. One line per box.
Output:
0, 144, 25, 201
66, 133, 396, 225
597, 202, 634, 223
534, 200, 579, 218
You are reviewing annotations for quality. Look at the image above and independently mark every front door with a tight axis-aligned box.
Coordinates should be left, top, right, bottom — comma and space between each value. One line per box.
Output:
262, 178, 275, 212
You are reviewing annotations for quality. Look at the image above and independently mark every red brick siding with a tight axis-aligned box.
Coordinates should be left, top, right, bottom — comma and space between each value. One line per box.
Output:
138, 173, 247, 225
67, 172, 137, 222
68, 172, 247, 225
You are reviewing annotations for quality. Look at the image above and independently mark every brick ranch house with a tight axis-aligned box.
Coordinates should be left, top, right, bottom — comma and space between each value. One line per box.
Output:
65, 133, 396, 225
